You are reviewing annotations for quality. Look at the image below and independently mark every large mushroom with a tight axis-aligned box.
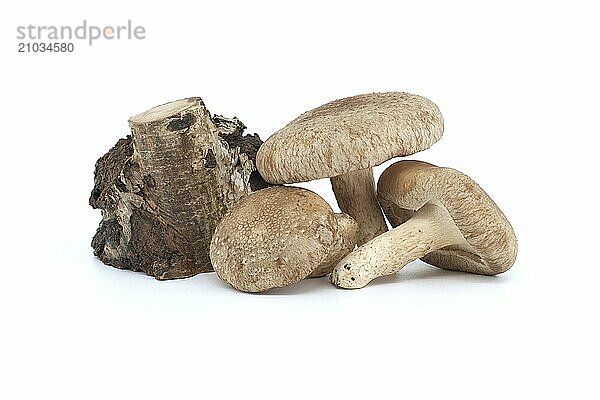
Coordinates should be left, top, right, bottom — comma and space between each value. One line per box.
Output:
256, 92, 444, 245
210, 186, 358, 293
331, 160, 518, 289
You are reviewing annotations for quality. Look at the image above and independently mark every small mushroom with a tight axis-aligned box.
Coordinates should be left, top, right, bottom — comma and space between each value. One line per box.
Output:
331, 160, 517, 289
256, 92, 444, 246
210, 186, 359, 292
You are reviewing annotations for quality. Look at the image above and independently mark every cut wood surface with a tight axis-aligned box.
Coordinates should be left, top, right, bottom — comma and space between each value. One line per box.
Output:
90, 97, 271, 280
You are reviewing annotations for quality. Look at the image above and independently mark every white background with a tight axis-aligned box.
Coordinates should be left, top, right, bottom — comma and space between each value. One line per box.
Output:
1, 1, 598, 399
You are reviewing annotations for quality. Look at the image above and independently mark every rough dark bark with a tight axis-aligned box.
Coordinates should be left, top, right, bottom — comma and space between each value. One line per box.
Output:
90, 98, 272, 280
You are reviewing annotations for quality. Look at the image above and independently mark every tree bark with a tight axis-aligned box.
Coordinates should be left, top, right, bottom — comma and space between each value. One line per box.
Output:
89, 97, 272, 280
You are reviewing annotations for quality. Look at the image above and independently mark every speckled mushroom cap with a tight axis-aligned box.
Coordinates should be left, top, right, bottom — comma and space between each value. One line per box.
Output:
377, 161, 518, 275
256, 92, 444, 183
210, 186, 349, 292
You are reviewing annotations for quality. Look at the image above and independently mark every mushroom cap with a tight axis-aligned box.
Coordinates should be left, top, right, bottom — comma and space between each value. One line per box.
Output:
256, 92, 444, 183
209, 186, 341, 292
377, 161, 517, 275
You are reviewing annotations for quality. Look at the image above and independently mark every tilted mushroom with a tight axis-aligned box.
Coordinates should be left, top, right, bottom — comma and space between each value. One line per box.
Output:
256, 92, 444, 246
331, 160, 517, 289
210, 186, 359, 292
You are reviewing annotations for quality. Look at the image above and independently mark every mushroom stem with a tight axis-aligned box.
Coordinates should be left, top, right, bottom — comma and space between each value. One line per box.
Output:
330, 202, 470, 289
330, 167, 388, 246
309, 213, 359, 278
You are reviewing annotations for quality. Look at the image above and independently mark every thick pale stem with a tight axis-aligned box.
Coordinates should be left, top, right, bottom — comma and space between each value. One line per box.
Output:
310, 213, 359, 277
331, 202, 469, 289
330, 168, 388, 246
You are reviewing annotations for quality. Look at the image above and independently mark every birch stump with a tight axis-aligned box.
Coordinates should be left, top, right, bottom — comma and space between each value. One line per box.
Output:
90, 97, 271, 280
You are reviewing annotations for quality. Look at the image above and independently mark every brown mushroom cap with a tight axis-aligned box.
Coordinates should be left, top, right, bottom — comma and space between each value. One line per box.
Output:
256, 92, 444, 183
210, 186, 351, 292
378, 161, 517, 275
